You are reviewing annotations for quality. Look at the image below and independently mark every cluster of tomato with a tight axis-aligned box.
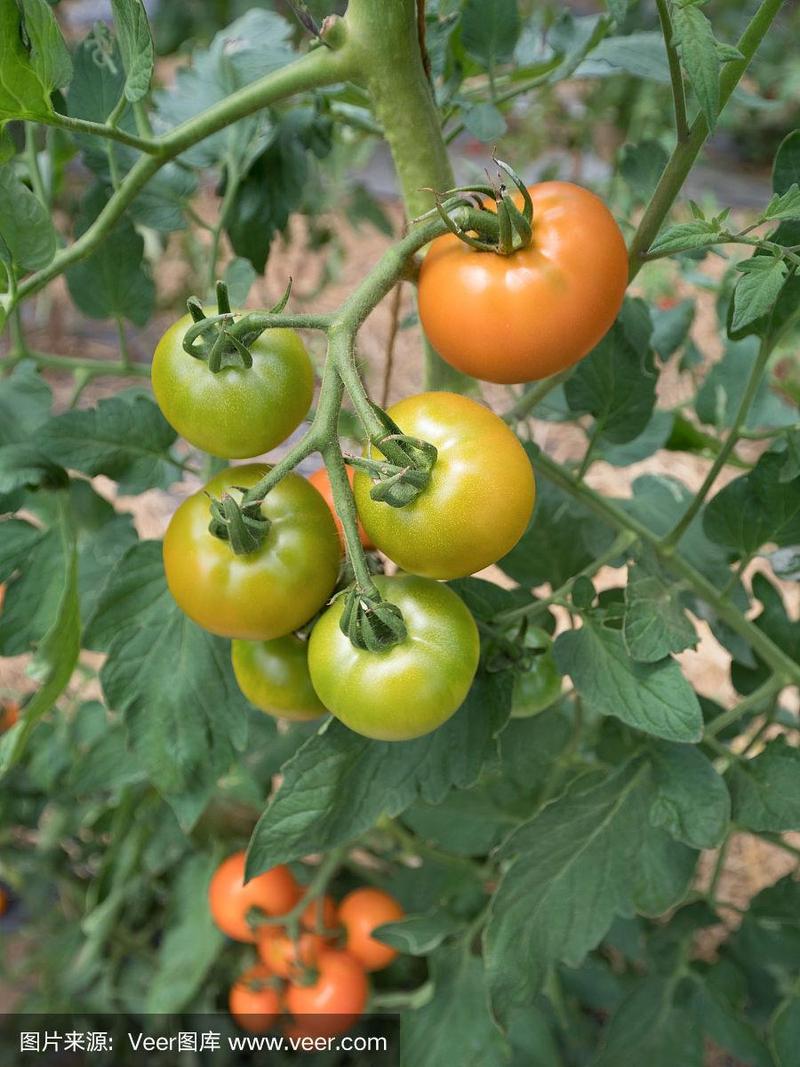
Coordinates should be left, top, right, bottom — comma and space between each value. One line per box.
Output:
209, 852, 403, 1036
153, 181, 626, 742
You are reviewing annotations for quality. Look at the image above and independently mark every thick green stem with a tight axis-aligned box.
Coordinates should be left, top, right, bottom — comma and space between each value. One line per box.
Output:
322, 441, 378, 595
533, 449, 800, 686
628, 0, 783, 278
343, 0, 470, 391
38, 111, 159, 153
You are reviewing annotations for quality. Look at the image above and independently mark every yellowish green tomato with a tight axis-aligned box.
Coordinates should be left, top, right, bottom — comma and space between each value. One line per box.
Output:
307, 574, 480, 741
152, 313, 314, 459
232, 635, 327, 722
511, 628, 562, 718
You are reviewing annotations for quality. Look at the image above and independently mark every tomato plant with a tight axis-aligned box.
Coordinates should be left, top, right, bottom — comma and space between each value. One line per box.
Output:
308, 575, 480, 740
2, 0, 800, 1062
354, 393, 535, 579
163, 464, 340, 640
152, 316, 314, 459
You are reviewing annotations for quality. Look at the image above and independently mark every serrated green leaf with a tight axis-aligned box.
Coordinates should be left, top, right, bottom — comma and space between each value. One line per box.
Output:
0, 163, 56, 270
730, 255, 789, 334
375, 910, 463, 956
565, 309, 658, 445
554, 621, 703, 742
593, 976, 703, 1067
0, 0, 72, 123
623, 551, 698, 662
671, 0, 721, 130
695, 337, 797, 430
648, 219, 722, 256
763, 184, 800, 222
402, 943, 509, 1066
111, 0, 154, 102
463, 102, 507, 141
728, 738, 800, 832
651, 299, 695, 358
461, 0, 520, 68
85, 541, 250, 808
649, 742, 730, 848
703, 451, 800, 557
38, 392, 180, 494
247, 670, 512, 873
484, 761, 696, 1024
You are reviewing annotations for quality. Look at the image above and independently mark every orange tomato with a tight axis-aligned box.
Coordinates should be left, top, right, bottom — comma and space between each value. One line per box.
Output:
228, 964, 281, 1033
308, 466, 373, 551
285, 949, 368, 1038
258, 926, 326, 979
0, 887, 9, 917
301, 894, 338, 934
418, 181, 628, 384
338, 887, 404, 972
0, 702, 19, 732
209, 852, 301, 942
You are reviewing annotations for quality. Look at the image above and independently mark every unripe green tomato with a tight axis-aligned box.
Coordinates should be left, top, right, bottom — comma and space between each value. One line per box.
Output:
163, 464, 340, 641
151, 312, 314, 459
511, 628, 562, 718
354, 392, 535, 580
232, 635, 327, 722
307, 574, 480, 741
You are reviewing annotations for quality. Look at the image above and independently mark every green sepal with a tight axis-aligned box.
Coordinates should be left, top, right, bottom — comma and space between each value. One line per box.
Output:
349, 403, 438, 508
207, 491, 270, 555
339, 586, 407, 652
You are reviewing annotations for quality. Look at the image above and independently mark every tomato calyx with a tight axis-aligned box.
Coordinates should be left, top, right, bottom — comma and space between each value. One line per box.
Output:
338, 585, 407, 652
182, 280, 292, 372
350, 403, 437, 508
429, 157, 534, 257
207, 489, 271, 554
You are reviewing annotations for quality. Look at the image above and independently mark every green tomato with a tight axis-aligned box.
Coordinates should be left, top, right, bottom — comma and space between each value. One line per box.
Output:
511, 628, 562, 718
151, 312, 314, 459
232, 635, 326, 722
163, 464, 340, 641
307, 575, 480, 741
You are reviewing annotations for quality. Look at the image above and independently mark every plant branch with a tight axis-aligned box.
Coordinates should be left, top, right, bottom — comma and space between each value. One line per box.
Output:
704, 675, 785, 737
627, 0, 783, 279
38, 111, 159, 153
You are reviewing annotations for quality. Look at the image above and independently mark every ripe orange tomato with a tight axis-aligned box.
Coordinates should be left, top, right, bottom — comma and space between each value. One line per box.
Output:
308, 466, 373, 551
0, 887, 9, 917
338, 887, 404, 972
258, 926, 327, 979
285, 949, 368, 1037
418, 181, 628, 384
209, 852, 301, 942
301, 894, 338, 934
229, 964, 281, 1033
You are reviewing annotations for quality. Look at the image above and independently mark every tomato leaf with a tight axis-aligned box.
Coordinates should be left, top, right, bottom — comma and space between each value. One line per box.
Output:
730, 255, 789, 334
246, 669, 512, 873
623, 550, 698, 663
593, 977, 704, 1066
401, 943, 510, 1066
648, 741, 730, 849
703, 452, 800, 557
460, 0, 521, 69
110, 0, 154, 103
484, 761, 696, 1024
670, 0, 722, 130
727, 738, 800, 832
38, 392, 180, 494
564, 303, 658, 444
84, 541, 250, 820
374, 910, 463, 956
0, 0, 72, 124
0, 163, 56, 271
554, 621, 703, 742
695, 337, 796, 430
